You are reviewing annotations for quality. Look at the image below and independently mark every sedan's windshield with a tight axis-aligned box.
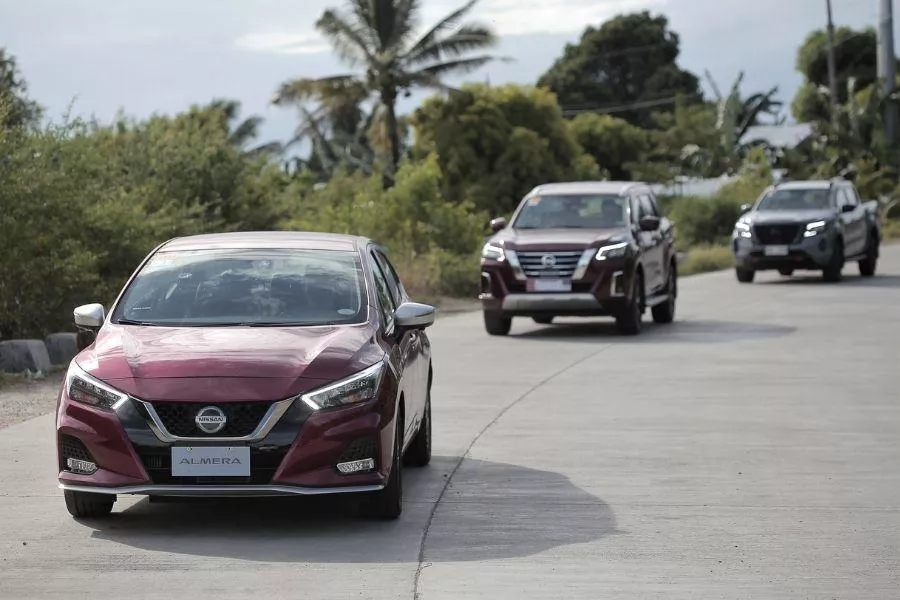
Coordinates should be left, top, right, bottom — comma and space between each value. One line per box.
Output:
112, 248, 366, 327
757, 188, 832, 211
513, 194, 627, 229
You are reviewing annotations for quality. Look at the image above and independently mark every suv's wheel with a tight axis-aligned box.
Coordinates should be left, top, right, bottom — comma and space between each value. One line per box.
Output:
822, 239, 844, 282
858, 233, 878, 277
532, 316, 554, 325
404, 387, 431, 467
615, 272, 643, 335
361, 416, 403, 520
778, 268, 794, 276
63, 490, 114, 519
651, 266, 676, 324
483, 311, 512, 336
735, 268, 755, 283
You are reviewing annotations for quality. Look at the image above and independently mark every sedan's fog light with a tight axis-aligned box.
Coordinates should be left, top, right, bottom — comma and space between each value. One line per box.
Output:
66, 458, 98, 475
336, 458, 375, 474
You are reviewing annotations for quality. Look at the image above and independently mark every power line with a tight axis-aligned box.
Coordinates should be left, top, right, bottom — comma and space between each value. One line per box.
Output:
560, 92, 703, 117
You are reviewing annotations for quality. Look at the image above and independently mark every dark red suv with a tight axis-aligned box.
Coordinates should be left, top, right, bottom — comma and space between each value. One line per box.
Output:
479, 182, 678, 335
57, 232, 435, 520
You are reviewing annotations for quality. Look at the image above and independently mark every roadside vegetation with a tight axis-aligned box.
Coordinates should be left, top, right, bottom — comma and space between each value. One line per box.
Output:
1, 2, 899, 339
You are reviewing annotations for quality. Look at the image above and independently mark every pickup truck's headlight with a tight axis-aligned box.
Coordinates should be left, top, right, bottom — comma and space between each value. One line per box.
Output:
595, 242, 628, 261
734, 221, 752, 238
803, 220, 829, 237
65, 362, 128, 410
481, 242, 505, 261
300, 362, 385, 410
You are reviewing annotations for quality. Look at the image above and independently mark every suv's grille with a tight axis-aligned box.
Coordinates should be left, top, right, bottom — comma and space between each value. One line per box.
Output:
59, 434, 95, 471
136, 446, 288, 485
151, 402, 272, 438
753, 224, 800, 245
516, 251, 582, 278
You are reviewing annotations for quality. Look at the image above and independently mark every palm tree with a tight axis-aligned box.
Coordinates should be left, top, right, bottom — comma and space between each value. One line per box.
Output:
276, 0, 500, 183
207, 99, 283, 156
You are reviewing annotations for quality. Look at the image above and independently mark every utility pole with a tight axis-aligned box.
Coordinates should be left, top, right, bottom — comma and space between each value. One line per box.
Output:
825, 0, 839, 122
877, 0, 897, 146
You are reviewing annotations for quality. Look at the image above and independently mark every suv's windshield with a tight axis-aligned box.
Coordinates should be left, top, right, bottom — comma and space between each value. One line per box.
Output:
513, 194, 628, 229
757, 188, 832, 211
112, 248, 366, 327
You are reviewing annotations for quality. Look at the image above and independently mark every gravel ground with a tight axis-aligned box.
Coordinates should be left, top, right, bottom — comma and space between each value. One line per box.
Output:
0, 374, 63, 429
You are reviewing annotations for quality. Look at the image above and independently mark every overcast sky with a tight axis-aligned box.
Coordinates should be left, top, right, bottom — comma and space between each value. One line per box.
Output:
0, 0, 891, 145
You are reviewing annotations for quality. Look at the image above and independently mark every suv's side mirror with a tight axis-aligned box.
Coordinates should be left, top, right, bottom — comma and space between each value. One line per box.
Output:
74, 303, 105, 351
740, 203, 752, 215
394, 302, 436, 331
489, 217, 507, 233
638, 215, 661, 232
841, 204, 855, 213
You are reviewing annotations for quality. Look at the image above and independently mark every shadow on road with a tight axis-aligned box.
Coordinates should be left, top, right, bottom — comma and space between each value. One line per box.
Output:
514, 318, 795, 344
83, 456, 616, 564
759, 274, 900, 288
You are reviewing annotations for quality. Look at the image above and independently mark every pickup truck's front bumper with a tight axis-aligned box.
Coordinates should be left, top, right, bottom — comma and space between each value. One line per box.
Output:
732, 228, 837, 271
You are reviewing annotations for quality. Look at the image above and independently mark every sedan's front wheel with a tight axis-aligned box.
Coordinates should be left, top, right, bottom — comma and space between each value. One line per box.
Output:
64, 490, 114, 519
404, 388, 431, 467
361, 418, 403, 520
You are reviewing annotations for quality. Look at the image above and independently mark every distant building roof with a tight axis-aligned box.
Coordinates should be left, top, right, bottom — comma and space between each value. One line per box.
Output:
740, 123, 815, 149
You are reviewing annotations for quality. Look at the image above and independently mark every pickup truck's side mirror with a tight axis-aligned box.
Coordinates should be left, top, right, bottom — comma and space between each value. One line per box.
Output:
489, 217, 508, 233
74, 303, 105, 351
739, 203, 752, 215
638, 215, 661, 232
840, 204, 855, 213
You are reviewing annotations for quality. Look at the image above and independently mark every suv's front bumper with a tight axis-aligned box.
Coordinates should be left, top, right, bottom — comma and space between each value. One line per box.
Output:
732, 229, 837, 270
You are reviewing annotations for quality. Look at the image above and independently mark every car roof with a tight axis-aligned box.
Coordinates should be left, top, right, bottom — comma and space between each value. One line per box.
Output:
527, 181, 647, 196
774, 180, 838, 191
158, 231, 369, 253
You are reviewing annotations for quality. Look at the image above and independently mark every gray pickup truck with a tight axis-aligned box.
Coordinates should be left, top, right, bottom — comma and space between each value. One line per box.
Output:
731, 179, 880, 282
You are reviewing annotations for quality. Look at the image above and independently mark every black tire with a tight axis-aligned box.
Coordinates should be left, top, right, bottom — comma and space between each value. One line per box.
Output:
858, 233, 878, 277
822, 239, 844, 282
64, 490, 114, 519
360, 416, 403, 520
615, 272, 643, 335
404, 386, 431, 467
483, 311, 512, 336
532, 316, 554, 325
651, 265, 676, 324
735, 268, 755, 283
778, 268, 794, 276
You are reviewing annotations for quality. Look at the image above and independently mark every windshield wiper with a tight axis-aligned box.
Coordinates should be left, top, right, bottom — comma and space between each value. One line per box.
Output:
115, 318, 158, 326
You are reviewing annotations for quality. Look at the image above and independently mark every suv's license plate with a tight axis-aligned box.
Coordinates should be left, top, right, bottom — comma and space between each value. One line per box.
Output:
529, 278, 572, 292
171, 446, 251, 477
764, 245, 789, 256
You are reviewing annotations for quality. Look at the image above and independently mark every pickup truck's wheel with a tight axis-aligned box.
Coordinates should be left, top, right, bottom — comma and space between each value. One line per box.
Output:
735, 268, 755, 283
483, 311, 512, 336
651, 267, 676, 324
64, 490, 114, 519
532, 316, 554, 325
822, 239, 844, 282
778, 268, 794, 276
858, 234, 878, 277
615, 273, 643, 335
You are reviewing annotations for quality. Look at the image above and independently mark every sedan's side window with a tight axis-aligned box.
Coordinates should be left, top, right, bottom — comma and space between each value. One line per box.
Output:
373, 250, 405, 306
368, 254, 396, 329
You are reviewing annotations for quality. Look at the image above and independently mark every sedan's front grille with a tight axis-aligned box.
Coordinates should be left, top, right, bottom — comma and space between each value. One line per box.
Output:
753, 224, 801, 245
515, 251, 583, 278
59, 435, 95, 471
151, 402, 272, 438
136, 446, 288, 485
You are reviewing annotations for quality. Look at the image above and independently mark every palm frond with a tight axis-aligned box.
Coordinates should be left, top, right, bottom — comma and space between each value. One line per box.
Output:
404, 25, 497, 66
272, 75, 363, 105
316, 10, 376, 68
410, 55, 496, 79
229, 116, 264, 147
406, 0, 478, 61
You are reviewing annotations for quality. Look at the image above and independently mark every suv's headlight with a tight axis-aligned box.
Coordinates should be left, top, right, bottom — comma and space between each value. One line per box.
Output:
595, 242, 628, 261
804, 220, 829, 237
481, 242, 505, 261
734, 221, 752, 238
65, 362, 128, 410
300, 362, 385, 410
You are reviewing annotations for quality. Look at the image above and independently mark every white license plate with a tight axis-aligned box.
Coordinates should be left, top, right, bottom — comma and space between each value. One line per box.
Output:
529, 278, 572, 292
764, 245, 789, 256
171, 446, 250, 477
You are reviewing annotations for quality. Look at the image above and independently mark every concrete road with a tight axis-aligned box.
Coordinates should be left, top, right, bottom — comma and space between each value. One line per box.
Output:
2, 247, 899, 599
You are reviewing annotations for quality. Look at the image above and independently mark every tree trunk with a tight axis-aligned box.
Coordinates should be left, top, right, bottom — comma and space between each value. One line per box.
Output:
381, 89, 400, 188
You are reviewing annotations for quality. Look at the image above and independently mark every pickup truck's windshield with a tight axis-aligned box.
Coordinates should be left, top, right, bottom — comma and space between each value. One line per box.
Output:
112, 248, 367, 327
757, 189, 832, 211
513, 194, 627, 229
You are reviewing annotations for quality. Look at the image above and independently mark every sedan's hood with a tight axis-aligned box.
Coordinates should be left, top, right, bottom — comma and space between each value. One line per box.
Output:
75, 322, 384, 401
492, 227, 628, 250
748, 209, 836, 224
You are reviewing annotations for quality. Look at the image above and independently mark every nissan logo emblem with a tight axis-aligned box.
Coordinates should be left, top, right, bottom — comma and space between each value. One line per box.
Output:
541, 254, 557, 267
195, 406, 227, 434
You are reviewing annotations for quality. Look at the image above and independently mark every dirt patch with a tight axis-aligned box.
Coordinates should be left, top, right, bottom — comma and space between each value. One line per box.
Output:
0, 373, 63, 429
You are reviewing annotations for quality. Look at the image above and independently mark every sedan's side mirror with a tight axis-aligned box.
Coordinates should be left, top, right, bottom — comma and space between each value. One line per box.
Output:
740, 203, 752, 215
638, 215, 661, 232
74, 303, 105, 351
489, 217, 507, 233
394, 302, 436, 331
841, 204, 855, 213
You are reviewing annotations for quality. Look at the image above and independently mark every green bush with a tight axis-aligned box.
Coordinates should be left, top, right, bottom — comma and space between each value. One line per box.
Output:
680, 245, 733, 276
667, 195, 745, 248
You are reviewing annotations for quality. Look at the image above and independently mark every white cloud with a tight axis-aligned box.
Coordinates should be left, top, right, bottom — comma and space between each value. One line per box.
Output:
234, 31, 331, 55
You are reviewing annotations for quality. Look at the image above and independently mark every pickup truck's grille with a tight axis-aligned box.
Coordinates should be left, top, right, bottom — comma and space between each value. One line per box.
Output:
516, 251, 582, 278
753, 224, 801, 245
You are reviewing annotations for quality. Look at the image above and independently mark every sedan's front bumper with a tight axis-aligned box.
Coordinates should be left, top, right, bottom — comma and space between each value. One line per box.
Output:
59, 482, 384, 497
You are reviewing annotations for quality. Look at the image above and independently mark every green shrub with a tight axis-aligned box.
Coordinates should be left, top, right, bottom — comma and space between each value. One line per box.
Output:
667, 195, 745, 248
680, 245, 733, 276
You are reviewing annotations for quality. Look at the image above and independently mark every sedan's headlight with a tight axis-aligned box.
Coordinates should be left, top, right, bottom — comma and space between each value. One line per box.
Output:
595, 242, 629, 261
804, 220, 829, 237
481, 242, 505, 261
300, 362, 385, 410
65, 362, 128, 410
